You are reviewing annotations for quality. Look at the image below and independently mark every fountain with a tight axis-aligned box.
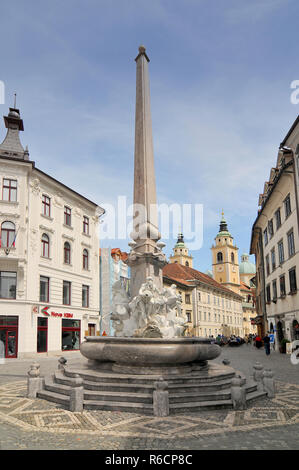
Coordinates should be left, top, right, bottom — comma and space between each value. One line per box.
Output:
37, 47, 267, 414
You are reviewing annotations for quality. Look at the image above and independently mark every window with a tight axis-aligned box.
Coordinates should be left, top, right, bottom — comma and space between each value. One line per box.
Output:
186, 311, 192, 323
271, 248, 276, 271
266, 284, 271, 303
42, 195, 51, 217
268, 219, 274, 239
264, 228, 268, 246
280, 275, 286, 297
284, 194, 291, 218
41, 233, 50, 258
0, 272, 16, 299
275, 208, 281, 230
83, 249, 89, 270
1, 221, 15, 248
287, 230, 295, 258
289, 268, 297, 294
217, 252, 223, 263
198, 292, 201, 301
63, 281, 71, 305
272, 280, 277, 301
64, 206, 71, 226
265, 254, 270, 276
278, 240, 284, 265
2, 179, 17, 202
40, 276, 49, 303
83, 216, 89, 235
62, 319, 80, 351
37, 317, 48, 353
231, 252, 235, 263
64, 242, 71, 264
82, 285, 89, 308
185, 294, 191, 304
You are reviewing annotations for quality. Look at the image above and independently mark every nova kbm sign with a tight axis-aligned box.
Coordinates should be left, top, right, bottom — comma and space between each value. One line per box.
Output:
41, 306, 73, 318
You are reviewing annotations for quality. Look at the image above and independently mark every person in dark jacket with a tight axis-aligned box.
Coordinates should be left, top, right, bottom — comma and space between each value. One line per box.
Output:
263, 333, 271, 355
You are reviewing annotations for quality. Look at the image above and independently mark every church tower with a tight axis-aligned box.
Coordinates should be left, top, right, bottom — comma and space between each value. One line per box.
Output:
169, 232, 193, 267
211, 212, 240, 294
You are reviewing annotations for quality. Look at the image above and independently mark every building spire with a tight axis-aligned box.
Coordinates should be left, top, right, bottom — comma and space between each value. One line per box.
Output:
0, 103, 25, 158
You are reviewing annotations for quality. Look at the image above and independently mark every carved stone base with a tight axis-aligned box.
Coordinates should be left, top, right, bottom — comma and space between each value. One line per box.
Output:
111, 363, 193, 376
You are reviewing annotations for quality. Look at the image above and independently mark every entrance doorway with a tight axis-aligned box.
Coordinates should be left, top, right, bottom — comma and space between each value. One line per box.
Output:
292, 320, 299, 341
0, 316, 18, 358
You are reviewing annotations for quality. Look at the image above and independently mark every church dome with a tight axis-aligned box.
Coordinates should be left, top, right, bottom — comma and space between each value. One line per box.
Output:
205, 269, 213, 278
239, 253, 256, 274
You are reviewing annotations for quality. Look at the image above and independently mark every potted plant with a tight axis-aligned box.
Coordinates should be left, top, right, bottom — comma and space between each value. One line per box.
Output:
279, 338, 290, 353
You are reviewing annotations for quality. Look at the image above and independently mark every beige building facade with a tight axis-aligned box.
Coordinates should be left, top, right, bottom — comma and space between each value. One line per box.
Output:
250, 115, 299, 345
164, 234, 243, 338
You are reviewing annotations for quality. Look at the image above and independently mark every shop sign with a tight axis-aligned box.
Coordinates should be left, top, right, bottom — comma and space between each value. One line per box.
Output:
41, 306, 73, 319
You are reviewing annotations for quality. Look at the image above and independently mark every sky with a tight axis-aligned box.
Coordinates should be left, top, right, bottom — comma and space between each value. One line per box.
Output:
0, 0, 298, 273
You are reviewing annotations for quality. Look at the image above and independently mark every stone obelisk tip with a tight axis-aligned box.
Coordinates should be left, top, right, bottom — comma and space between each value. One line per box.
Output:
135, 45, 150, 62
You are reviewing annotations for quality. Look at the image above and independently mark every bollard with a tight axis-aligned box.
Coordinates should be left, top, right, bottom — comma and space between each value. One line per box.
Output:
58, 356, 67, 374
27, 362, 43, 398
153, 378, 169, 417
231, 375, 247, 410
69, 374, 84, 412
262, 369, 275, 398
253, 362, 264, 384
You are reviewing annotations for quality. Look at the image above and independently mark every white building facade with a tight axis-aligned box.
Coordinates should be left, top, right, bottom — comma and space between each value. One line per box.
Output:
0, 106, 103, 358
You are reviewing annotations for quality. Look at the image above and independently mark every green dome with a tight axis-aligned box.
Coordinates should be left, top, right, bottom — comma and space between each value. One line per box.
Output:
205, 269, 213, 278
240, 253, 256, 274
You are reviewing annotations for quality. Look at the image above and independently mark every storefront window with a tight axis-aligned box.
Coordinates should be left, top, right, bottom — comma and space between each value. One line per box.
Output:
61, 319, 80, 351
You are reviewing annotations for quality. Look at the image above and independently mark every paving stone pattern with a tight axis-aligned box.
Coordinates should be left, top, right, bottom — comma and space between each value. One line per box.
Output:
0, 345, 298, 450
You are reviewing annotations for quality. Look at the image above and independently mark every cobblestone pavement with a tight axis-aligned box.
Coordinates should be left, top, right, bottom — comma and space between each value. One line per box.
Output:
0, 346, 298, 450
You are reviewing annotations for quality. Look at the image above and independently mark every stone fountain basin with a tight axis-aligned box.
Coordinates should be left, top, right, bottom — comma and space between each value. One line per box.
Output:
80, 336, 221, 366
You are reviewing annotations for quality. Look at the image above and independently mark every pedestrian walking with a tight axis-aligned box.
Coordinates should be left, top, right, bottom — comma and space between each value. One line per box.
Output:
263, 333, 271, 356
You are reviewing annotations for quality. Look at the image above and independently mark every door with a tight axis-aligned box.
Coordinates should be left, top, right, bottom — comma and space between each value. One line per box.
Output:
6, 330, 17, 358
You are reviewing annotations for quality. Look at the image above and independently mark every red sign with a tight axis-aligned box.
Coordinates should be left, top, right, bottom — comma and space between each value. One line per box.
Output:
41, 307, 73, 319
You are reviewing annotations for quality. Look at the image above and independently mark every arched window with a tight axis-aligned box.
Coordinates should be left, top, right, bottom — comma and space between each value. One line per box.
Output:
41, 233, 50, 258
231, 252, 235, 263
217, 252, 223, 263
1, 221, 16, 248
185, 261, 189, 267
83, 249, 89, 270
64, 242, 71, 264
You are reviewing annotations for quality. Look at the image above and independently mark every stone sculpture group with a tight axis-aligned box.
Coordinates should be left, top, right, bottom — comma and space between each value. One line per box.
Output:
111, 277, 188, 338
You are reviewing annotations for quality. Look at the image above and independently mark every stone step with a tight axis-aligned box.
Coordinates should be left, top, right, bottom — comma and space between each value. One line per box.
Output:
83, 400, 153, 414
65, 369, 236, 386
37, 389, 70, 407
169, 399, 234, 413
169, 383, 257, 404
44, 377, 71, 396
83, 390, 153, 404
82, 377, 235, 394
245, 389, 268, 403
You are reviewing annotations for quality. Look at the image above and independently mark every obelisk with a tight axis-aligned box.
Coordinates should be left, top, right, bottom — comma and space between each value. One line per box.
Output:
127, 46, 167, 299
